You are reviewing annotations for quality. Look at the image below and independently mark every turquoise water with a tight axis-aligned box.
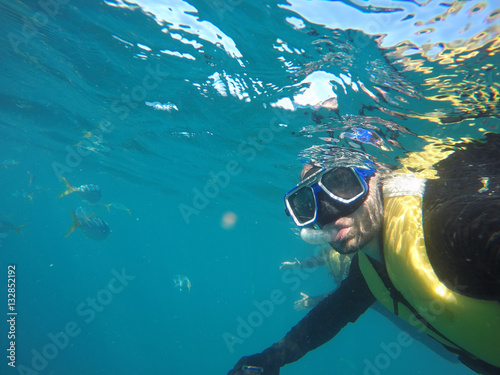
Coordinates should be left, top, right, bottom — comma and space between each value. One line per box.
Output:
1, 0, 498, 374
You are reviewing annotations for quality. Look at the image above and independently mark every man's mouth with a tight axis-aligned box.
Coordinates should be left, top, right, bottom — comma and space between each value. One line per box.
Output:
332, 226, 350, 242
324, 219, 352, 243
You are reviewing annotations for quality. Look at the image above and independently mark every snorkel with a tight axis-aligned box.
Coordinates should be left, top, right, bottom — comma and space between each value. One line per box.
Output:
300, 226, 338, 244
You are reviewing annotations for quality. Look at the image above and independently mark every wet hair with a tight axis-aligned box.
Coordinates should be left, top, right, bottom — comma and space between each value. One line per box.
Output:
300, 145, 376, 170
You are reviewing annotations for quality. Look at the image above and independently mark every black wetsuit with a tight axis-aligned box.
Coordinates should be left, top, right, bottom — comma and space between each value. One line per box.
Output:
228, 133, 500, 375
423, 133, 500, 300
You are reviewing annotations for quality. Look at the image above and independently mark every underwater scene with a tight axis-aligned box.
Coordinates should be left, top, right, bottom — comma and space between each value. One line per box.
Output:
1, 0, 499, 374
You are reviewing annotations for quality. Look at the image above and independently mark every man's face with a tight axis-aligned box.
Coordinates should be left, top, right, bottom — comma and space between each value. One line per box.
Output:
301, 164, 384, 254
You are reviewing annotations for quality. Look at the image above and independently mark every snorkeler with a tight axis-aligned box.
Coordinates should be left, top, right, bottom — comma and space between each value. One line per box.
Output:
280, 246, 352, 310
228, 133, 500, 375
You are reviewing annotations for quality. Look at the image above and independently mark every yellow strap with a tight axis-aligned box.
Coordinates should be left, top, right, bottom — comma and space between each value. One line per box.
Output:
358, 252, 459, 349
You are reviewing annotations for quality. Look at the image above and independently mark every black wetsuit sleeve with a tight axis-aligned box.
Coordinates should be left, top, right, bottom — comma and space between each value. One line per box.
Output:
228, 254, 376, 374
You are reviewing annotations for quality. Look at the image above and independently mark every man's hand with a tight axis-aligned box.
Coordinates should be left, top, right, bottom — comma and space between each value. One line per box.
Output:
227, 355, 280, 375
279, 258, 301, 270
293, 292, 311, 311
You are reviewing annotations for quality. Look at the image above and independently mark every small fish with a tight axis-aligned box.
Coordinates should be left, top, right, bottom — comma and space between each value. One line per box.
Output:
11, 190, 34, 201
28, 171, 35, 186
65, 207, 110, 240
57, 177, 101, 202
173, 274, 191, 293
105, 202, 132, 215
1, 159, 19, 168
0, 220, 25, 235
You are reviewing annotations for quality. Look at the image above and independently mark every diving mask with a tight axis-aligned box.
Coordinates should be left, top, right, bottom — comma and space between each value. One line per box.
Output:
284, 165, 376, 227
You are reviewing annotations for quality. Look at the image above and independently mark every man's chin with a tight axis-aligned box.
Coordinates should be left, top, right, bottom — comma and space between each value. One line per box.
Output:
328, 241, 359, 255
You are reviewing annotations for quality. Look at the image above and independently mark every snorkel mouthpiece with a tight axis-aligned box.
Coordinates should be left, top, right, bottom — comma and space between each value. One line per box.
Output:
300, 227, 335, 244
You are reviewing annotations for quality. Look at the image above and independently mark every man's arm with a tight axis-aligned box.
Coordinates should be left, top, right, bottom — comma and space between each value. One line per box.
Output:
228, 254, 376, 374
280, 254, 326, 270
